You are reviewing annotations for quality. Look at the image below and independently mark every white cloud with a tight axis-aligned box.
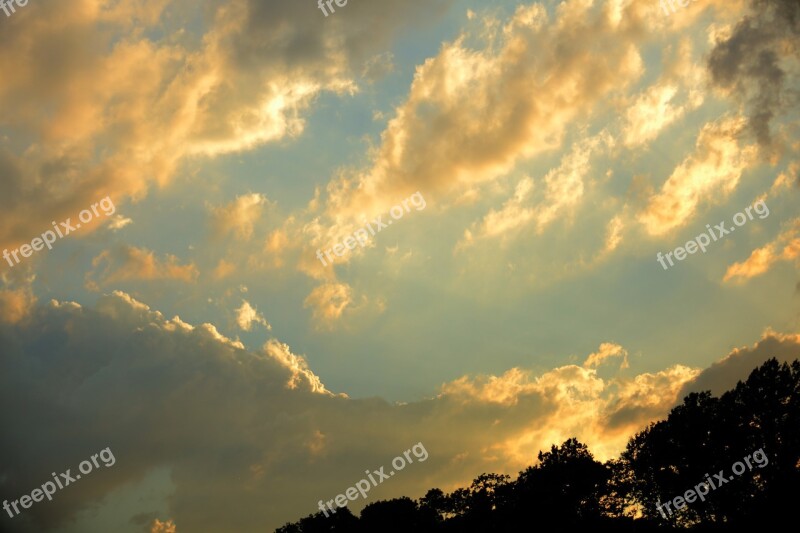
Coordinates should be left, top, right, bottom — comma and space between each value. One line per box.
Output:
235, 299, 271, 331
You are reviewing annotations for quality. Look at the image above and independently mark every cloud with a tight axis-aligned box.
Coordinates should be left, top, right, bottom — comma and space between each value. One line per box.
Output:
149, 519, 177, 533
265, 229, 290, 256
707, 0, 800, 150
601, 215, 625, 255
303, 282, 353, 330
85, 246, 199, 289
439, 361, 700, 464
0, 268, 37, 325
623, 84, 682, 147
0, 0, 451, 252
584, 342, 629, 369
262, 339, 332, 395
361, 52, 396, 83
440, 367, 547, 406
457, 177, 536, 249
768, 160, 799, 195
533, 133, 613, 232
638, 116, 758, 236
235, 299, 270, 331
0, 286, 36, 324
0, 292, 715, 531
722, 218, 800, 283
679, 329, 800, 398
213, 259, 237, 280
622, 39, 705, 148
268, 0, 756, 287
456, 129, 612, 250
604, 364, 702, 431
108, 215, 134, 231
233, 0, 777, 299
314, 0, 646, 241
211, 193, 269, 241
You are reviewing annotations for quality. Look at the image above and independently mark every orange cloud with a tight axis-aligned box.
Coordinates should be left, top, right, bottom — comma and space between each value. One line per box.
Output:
0, 0, 442, 252
303, 282, 353, 330
638, 116, 758, 236
622, 39, 705, 148
584, 342, 629, 369
150, 518, 177, 533
315, 1, 646, 241
439, 359, 701, 463
0, 286, 36, 324
211, 193, 269, 241
235, 299, 270, 331
85, 245, 199, 289
723, 219, 800, 283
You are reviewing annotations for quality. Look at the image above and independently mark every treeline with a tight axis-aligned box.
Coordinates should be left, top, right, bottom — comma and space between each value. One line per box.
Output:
277, 358, 800, 532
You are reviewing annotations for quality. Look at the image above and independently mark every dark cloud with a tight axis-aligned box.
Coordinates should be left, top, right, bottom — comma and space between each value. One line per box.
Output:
0, 292, 704, 532
235, 0, 450, 72
679, 331, 800, 398
0, 149, 25, 213
129, 511, 159, 526
0, 293, 347, 531
707, 0, 800, 149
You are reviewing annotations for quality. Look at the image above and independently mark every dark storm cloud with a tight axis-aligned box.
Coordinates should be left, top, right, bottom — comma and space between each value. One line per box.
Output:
707, 0, 800, 149
680, 330, 800, 398
0, 292, 704, 531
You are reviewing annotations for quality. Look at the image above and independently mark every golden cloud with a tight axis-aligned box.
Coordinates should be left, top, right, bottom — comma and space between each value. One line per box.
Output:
235, 299, 271, 331
211, 193, 269, 241
0, 286, 36, 324
723, 218, 800, 283
85, 245, 199, 289
303, 282, 353, 330
584, 342, 629, 369
639, 116, 758, 236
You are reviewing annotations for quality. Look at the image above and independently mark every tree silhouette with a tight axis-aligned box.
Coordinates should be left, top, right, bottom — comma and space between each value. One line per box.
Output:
504, 438, 612, 529
359, 497, 437, 532
622, 358, 799, 529
275, 506, 358, 533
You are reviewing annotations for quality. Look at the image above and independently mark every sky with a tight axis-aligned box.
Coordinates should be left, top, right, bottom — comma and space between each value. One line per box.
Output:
0, 0, 799, 531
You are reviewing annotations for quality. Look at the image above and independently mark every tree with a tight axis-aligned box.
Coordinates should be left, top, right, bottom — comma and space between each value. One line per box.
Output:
621, 358, 800, 529
358, 497, 436, 532
275, 507, 358, 533
503, 438, 611, 528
